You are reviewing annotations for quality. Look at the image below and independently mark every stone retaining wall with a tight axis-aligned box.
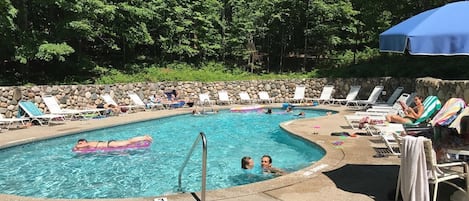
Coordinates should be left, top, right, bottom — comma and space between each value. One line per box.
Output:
0, 77, 466, 118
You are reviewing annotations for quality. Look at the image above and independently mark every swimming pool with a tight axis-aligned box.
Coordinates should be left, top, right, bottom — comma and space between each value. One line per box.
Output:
0, 109, 328, 199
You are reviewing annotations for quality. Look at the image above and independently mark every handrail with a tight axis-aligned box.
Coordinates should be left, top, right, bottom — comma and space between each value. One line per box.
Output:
177, 132, 207, 201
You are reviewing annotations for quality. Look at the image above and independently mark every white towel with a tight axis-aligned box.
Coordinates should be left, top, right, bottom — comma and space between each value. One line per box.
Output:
400, 136, 430, 201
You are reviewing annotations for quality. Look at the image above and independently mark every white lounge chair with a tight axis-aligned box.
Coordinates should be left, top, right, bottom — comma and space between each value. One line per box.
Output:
367, 93, 413, 114
42, 95, 104, 119
346, 93, 414, 129
101, 94, 138, 113
354, 93, 412, 117
239, 92, 254, 104
217, 90, 232, 105
0, 114, 28, 131
18, 101, 66, 125
198, 93, 214, 106
332, 85, 361, 105
145, 95, 165, 110
374, 86, 404, 106
258, 91, 274, 103
289, 85, 306, 103
346, 85, 384, 109
128, 92, 160, 111
366, 96, 442, 136
311, 85, 334, 104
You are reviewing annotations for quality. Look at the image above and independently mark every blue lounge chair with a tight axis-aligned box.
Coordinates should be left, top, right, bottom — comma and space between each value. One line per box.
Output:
18, 101, 65, 125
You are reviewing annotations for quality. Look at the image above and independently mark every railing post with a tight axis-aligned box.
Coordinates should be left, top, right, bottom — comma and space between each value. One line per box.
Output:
177, 132, 207, 201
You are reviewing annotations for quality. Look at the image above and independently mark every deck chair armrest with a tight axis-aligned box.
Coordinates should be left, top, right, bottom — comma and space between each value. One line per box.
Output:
436, 161, 468, 168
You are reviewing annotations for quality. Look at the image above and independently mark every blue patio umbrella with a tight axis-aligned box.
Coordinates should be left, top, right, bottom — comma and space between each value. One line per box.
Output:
379, 1, 469, 55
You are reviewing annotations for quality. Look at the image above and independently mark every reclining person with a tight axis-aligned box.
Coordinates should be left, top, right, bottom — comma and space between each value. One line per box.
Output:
386, 95, 424, 124
73, 135, 153, 151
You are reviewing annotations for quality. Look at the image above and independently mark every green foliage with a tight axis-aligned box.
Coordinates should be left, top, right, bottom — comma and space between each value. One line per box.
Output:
0, 0, 465, 86
335, 47, 380, 67
35, 43, 75, 62
94, 61, 314, 84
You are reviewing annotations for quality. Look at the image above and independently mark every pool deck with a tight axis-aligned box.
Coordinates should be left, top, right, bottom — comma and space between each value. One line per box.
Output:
0, 104, 458, 201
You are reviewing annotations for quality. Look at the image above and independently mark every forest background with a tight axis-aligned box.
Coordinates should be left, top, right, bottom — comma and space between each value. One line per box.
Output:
1, 0, 467, 86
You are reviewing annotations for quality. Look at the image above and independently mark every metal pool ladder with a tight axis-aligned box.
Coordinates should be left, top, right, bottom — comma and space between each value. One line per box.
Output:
178, 132, 207, 201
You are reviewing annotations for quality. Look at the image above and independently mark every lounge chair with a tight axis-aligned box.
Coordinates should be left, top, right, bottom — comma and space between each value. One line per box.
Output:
331, 85, 361, 105
429, 98, 465, 127
42, 95, 105, 119
18, 101, 66, 125
217, 90, 232, 105
128, 92, 161, 111
258, 91, 274, 103
346, 86, 384, 109
145, 95, 165, 110
198, 93, 215, 106
355, 93, 412, 116
0, 114, 28, 131
395, 136, 468, 201
367, 92, 414, 113
289, 85, 306, 103
367, 96, 443, 141
346, 95, 441, 130
399, 98, 465, 141
311, 85, 334, 104
239, 92, 254, 104
101, 94, 138, 113
449, 104, 469, 134
374, 86, 404, 106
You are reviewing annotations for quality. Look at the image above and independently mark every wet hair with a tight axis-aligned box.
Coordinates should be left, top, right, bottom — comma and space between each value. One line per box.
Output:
77, 139, 87, 143
262, 155, 272, 164
266, 108, 272, 114
241, 156, 252, 169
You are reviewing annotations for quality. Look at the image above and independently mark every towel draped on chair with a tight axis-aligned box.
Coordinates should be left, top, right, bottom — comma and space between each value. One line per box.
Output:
399, 136, 430, 201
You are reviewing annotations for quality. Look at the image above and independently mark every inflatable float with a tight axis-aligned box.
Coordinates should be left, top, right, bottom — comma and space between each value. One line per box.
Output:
230, 105, 264, 113
72, 140, 152, 154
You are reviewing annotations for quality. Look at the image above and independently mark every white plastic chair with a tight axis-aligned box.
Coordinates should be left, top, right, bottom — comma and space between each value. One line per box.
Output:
258, 91, 274, 103
101, 94, 138, 113
311, 85, 334, 104
217, 90, 232, 105
198, 93, 214, 106
289, 85, 306, 103
346, 86, 384, 109
239, 92, 253, 104
395, 136, 469, 201
332, 85, 361, 105
128, 92, 160, 111
43, 95, 104, 119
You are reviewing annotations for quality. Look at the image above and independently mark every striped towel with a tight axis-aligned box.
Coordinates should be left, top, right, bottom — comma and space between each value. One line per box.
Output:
430, 98, 466, 126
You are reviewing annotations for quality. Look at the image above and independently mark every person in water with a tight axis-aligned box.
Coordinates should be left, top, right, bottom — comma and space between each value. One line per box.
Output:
261, 155, 286, 175
73, 135, 153, 151
241, 156, 255, 169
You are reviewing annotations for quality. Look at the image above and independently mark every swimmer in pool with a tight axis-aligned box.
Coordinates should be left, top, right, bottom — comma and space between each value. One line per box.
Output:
241, 156, 255, 169
73, 135, 153, 151
261, 155, 286, 176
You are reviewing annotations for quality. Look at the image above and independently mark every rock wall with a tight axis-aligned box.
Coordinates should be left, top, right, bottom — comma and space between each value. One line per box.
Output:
0, 77, 464, 118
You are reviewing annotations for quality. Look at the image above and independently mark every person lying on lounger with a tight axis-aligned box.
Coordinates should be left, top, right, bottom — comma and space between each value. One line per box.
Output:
386, 95, 424, 124
73, 135, 153, 151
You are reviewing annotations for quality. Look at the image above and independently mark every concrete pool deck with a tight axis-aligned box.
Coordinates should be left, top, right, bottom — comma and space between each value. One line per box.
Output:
0, 104, 459, 201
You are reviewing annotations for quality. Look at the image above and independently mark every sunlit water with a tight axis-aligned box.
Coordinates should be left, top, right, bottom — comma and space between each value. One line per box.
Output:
0, 109, 328, 199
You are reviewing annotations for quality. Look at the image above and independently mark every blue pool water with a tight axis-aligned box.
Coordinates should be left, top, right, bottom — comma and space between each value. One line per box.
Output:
0, 109, 328, 199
